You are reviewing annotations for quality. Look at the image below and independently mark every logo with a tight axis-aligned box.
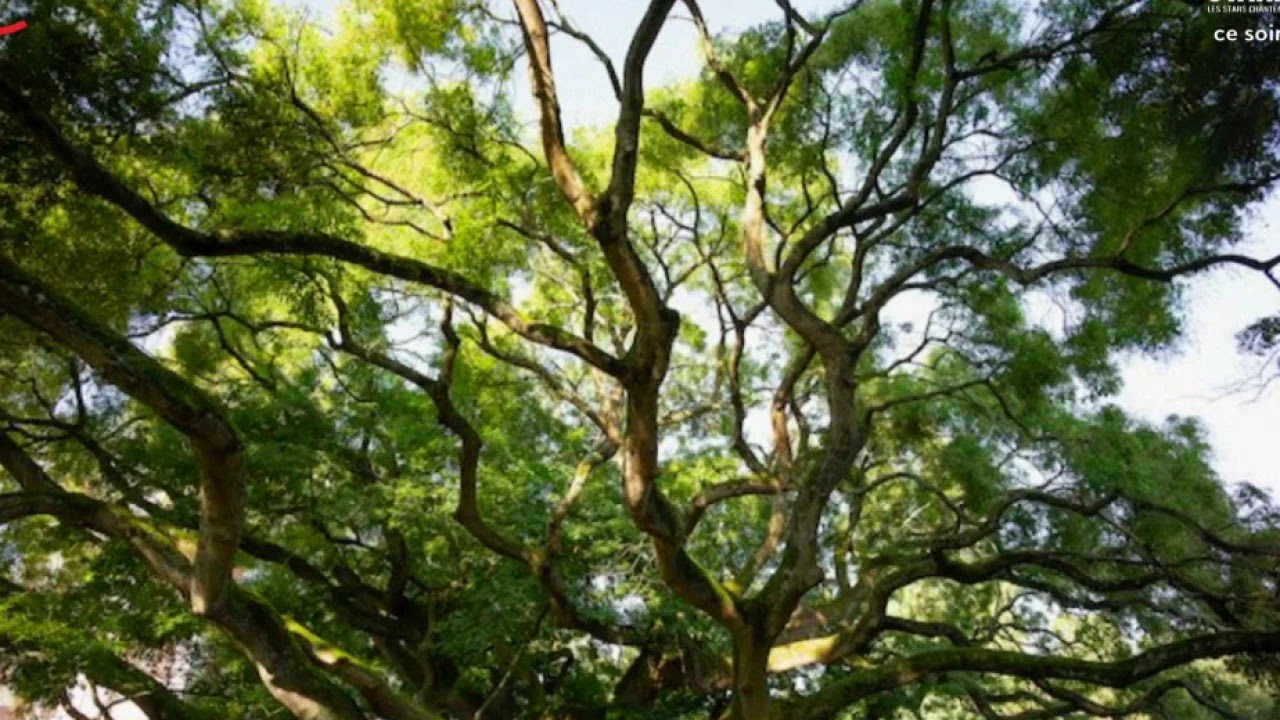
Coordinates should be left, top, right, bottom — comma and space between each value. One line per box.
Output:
0, 20, 27, 36
1206, 0, 1280, 13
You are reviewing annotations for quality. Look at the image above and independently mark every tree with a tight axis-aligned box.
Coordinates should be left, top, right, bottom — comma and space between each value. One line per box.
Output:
1, 0, 1279, 718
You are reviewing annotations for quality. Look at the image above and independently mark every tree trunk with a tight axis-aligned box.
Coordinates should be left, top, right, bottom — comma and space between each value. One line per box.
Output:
727, 629, 776, 720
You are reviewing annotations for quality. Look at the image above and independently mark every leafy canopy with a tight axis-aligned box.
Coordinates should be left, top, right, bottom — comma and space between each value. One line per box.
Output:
1, 1, 1279, 719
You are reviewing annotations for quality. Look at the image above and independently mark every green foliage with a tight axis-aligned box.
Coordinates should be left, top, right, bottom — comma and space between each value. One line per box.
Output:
2, 0, 1278, 718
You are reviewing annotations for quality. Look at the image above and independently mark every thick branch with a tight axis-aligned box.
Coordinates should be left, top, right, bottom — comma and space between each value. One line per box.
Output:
791, 631, 1280, 719
511, 0, 599, 225
0, 256, 244, 615
0, 490, 438, 720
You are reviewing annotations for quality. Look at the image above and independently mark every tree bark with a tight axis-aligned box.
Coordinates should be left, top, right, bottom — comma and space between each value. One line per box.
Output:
727, 627, 776, 720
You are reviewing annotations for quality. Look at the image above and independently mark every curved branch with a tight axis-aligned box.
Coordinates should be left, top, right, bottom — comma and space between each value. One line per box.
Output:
0, 490, 444, 720
0, 256, 244, 615
791, 630, 1280, 720
511, 0, 599, 225
0, 79, 623, 377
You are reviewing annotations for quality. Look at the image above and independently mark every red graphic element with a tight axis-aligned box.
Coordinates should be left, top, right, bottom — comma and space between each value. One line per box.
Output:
0, 20, 27, 37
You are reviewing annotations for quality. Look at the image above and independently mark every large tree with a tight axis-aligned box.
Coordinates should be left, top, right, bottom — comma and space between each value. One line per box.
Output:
1, 0, 1279, 718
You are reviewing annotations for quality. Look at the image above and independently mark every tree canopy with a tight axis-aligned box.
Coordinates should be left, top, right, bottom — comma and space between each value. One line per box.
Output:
2, 0, 1279, 718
